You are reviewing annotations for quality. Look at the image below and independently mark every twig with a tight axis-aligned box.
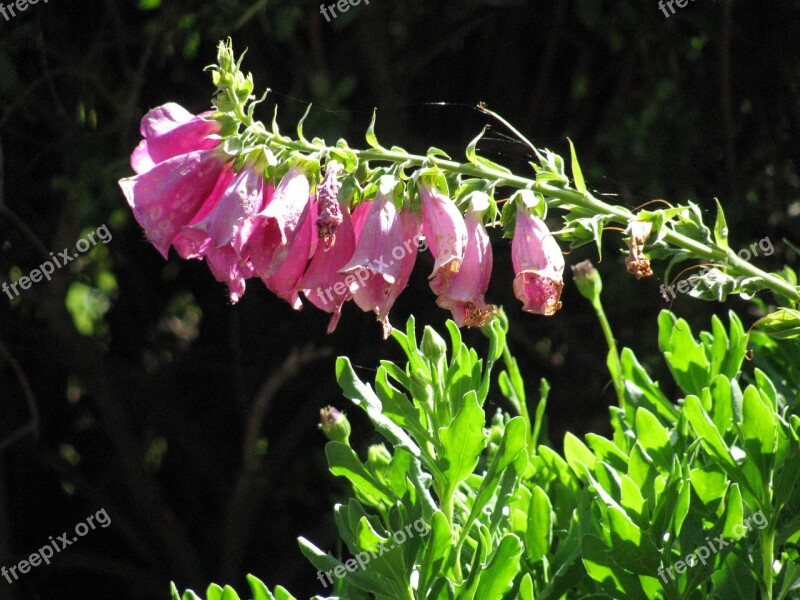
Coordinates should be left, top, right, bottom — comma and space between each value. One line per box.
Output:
0, 336, 40, 452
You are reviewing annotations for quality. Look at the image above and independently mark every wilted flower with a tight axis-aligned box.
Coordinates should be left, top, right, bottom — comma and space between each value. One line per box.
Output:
340, 177, 420, 338
316, 162, 344, 250
625, 220, 653, 280
299, 204, 360, 333
432, 192, 494, 327
512, 202, 564, 316
119, 148, 233, 259
418, 172, 467, 288
131, 103, 221, 175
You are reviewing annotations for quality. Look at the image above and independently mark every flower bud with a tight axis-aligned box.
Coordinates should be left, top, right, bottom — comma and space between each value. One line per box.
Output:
421, 325, 447, 362
571, 259, 603, 302
367, 444, 392, 471
319, 406, 351, 444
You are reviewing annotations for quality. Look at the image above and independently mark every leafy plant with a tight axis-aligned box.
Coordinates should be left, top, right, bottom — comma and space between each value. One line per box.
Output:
174, 297, 800, 598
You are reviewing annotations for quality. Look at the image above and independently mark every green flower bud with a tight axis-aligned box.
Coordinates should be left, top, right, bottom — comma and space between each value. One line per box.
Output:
367, 444, 392, 471
421, 325, 447, 361
571, 259, 603, 302
319, 406, 351, 444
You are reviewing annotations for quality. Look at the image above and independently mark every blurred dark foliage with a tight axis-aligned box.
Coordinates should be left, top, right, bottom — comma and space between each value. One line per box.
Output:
1, 0, 799, 597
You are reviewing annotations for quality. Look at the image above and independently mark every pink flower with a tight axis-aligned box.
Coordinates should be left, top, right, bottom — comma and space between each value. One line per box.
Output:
433, 193, 494, 327
119, 148, 233, 259
340, 177, 420, 338
512, 203, 564, 316
244, 164, 317, 309
183, 160, 269, 251
131, 103, 221, 175
419, 173, 467, 290
246, 164, 312, 279
262, 196, 317, 309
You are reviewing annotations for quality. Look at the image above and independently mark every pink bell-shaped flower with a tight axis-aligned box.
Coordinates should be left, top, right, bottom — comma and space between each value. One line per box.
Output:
418, 171, 467, 291
246, 163, 312, 280
433, 192, 495, 327
512, 198, 564, 316
131, 103, 221, 175
183, 154, 270, 251
340, 177, 421, 338
119, 147, 233, 259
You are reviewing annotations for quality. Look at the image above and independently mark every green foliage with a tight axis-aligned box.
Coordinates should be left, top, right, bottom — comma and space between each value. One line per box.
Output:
176, 311, 800, 599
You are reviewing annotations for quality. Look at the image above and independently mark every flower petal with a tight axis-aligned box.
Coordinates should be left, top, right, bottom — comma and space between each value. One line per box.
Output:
132, 103, 221, 174
119, 148, 231, 258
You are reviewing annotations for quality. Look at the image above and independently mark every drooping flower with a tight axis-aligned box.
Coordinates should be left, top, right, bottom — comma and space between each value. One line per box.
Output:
131, 103, 221, 175
433, 192, 495, 327
625, 220, 653, 280
316, 162, 344, 250
183, 155, 270, 251
512, 200, 564, 316
119, 148, 233, 258
244, 162, 318, 309
246, 163, 313, 279
418, 171, 467, 291
340, 177, 420, 338
262, 196, 317, 310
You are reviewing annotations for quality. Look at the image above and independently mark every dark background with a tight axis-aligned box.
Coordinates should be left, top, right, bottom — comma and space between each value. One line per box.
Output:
1, 0, 799, 597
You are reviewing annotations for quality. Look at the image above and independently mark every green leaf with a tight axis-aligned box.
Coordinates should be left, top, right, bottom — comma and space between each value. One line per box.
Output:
336, 357, 424, 460
526, 486, 553, 562
365, 109, 380, 148
246, 575, 275, 600
635, 408, 672, 470
684, 395, 736, 468
563, 432, 597, 476
658, 312, 710, 396
738, 384, 778, 486
567, 138, 587, 194
581, 534, 649, 600
721, 483, 744, 539
417, 511, 452, 594
753, 308, 800, 339
437, 391, 487, 495
326, 442, 395, 505
207, 584, 224, 600
713, 198, 729, 249
473, 534, 523, 600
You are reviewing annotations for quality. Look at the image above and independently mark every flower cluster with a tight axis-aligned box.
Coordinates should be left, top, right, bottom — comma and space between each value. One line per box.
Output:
119, 104, 566, 336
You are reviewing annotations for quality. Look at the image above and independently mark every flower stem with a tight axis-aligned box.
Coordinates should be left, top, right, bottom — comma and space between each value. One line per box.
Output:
236, 120, 800, 305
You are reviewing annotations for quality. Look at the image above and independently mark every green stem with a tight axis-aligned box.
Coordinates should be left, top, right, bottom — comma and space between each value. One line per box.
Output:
235, 117, 800, 304
761, 527, 775, 599
591, 296, 625, 407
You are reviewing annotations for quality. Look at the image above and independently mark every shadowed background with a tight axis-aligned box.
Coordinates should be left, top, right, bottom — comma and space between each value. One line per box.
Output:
1, 0, 799, 597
